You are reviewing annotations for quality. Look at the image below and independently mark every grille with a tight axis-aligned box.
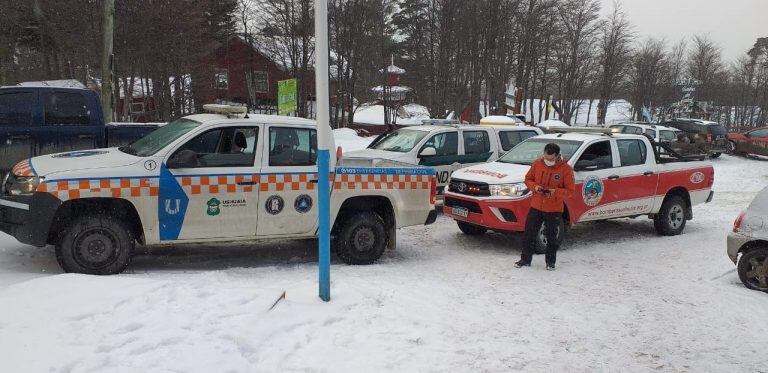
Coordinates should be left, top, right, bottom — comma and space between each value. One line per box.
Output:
444, 197, 482, 214
448, 178, 490, 196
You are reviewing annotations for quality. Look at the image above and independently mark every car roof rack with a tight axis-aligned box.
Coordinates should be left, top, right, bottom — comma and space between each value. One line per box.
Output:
550, 127, 617, 136
421, 119, 460, 126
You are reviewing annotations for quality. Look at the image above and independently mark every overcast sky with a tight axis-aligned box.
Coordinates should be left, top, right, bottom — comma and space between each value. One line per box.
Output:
599, 0, 768, 62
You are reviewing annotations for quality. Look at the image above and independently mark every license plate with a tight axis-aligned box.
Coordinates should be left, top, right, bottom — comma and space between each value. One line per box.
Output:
451, 207, 469, 218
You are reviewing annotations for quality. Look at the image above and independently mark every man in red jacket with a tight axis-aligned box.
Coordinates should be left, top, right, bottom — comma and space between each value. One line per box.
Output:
515, 143, 575, 270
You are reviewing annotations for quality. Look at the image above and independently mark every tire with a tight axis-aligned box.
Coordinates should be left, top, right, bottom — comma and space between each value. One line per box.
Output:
726, 141, 737, 154
534, 216, 564, 254
456, 221, 487, 235
738, 248, 768, 292
653, 195, 687, 236
55, 214, 134, 275
334, 211, 388, 265
710, 152, 722, 159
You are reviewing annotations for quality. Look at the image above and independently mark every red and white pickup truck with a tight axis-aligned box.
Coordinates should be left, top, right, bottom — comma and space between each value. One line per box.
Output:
443, 129, 715, 250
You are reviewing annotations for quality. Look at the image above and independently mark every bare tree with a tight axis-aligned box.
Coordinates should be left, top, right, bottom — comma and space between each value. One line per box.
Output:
595, 1, 633, 124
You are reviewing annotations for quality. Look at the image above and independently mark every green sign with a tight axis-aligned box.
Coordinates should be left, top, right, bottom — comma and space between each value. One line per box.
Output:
278, 79, 298, 115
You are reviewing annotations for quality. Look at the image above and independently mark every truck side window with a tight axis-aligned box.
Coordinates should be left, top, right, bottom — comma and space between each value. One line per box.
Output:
44, 92, 90, 125
269, 127, 317, 166
617, 139, 647, 166
578, 140, 613, 169
660, 131, 676, 142
462, 131, 490, 154
422, 132, 458, 156
645, 129, 655, 138
0, 92, 34, 126
499, 131, 520, 151
172, 127, 258, 168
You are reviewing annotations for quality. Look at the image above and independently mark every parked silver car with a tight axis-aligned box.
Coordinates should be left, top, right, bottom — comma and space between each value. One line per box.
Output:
728, 186, 768, 292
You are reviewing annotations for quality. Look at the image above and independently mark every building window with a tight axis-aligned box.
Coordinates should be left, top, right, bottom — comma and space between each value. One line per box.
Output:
214, 69, 229, 90
130, 102, 145, 113
249, 71, 268, 93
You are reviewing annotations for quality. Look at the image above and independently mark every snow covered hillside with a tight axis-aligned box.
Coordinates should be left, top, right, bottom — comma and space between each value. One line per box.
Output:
0, 155, 767, 372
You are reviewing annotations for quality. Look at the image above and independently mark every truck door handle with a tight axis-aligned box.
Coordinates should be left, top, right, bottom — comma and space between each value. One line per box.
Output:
608, 175, 620, 180
237, 181, 256, 186
643, 171, 655, 176
310, 179, 319, 184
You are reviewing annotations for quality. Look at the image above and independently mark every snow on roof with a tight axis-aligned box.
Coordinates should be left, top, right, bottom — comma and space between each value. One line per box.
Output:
480, 115, 520, 125
537, 119, 569, 128
380, 64, 405, 74
371, 85, 412, 93
353, 103, 431, 126
17, 80, 86, 89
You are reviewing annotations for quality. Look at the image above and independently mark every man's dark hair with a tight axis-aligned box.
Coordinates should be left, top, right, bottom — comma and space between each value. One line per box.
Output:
544, 143, 560, 155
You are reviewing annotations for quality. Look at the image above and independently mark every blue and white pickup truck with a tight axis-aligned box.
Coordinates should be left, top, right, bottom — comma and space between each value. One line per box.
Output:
0, 106, 437, 274
0, 86, 160, 174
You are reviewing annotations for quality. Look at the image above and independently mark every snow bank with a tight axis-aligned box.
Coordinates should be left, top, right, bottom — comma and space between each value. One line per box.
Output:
333, 128, 374, 152
353, 103, 431, 126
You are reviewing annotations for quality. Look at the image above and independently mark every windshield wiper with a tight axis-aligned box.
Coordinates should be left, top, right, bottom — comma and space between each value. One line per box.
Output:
119, 145, 138, 156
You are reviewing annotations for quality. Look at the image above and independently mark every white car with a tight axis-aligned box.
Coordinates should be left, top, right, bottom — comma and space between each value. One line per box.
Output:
609, 123, 681, 143
0, 107, 437, 274
344, 124, 543, 193
728, 186, 768, 292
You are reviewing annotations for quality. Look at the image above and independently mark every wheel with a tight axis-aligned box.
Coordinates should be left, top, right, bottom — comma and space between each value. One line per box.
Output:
456, 221, 487, 235
710, 152, 722, 159
738, 248, 768, 292
654, 196, 687, 236
55, 214, 134, 275
534, 216, 564, 254
334, 211, 388, 265
726, 141, 737, 154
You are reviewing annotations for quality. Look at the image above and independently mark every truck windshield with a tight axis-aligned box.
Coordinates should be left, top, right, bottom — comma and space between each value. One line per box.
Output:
120, 118, 201, 157
370, 129, 429, 152
498, 138, 582, 165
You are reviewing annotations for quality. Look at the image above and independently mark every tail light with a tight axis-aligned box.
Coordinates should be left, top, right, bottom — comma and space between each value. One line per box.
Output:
429, 176, 437, 205
733, 211, 746, 233
336, 146, 343, 161
708, 170, 714, 187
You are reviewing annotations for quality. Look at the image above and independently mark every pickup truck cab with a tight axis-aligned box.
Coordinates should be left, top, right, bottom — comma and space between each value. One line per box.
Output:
443, 129, 714, 250
0, 107, 437, 274
609, 123, 681, 143
0, 86, 159, 174
344, 124, 543, 193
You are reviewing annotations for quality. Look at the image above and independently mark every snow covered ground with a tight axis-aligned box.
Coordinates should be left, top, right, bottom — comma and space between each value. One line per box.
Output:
1, 155, 767, 372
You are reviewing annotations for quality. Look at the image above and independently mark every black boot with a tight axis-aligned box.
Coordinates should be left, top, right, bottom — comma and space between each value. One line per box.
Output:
515, 260, 531, 268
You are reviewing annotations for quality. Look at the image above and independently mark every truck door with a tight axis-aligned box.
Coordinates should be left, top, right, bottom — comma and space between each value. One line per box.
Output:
744, 129, 768, 155
461, 129, 494, 163
35, 89, 101, 156
160, 125, 261, 241
614, 139, 657, 215
571, 139, 622, 222
0, 90, 36, 173
417, 130, 459, 190
256, 125, 318, 237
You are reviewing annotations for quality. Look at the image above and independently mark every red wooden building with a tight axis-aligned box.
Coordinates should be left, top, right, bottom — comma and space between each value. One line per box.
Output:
203, 36, 293, 111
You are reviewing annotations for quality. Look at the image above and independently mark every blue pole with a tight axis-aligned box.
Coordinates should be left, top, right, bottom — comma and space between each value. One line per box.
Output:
318, 149, 331, 301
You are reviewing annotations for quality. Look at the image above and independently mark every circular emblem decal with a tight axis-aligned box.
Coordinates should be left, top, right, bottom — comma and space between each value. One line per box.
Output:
690, 171, 705, 184
144, 160, 157, 171
294, 194, 313, 213
265, 195, 284, 215
52, 150, 108, 158
582, 176, 604, 207
206, 198, 221, 216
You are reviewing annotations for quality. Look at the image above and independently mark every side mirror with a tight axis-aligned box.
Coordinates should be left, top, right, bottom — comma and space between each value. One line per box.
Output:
574, 160, 598, 172
419, 147, 437, 157
167, 149, 198, 169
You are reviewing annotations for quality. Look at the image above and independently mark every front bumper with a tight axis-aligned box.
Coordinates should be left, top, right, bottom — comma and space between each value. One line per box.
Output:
726, 232, 751, 264
0, 193, 61, 247
442, 191, 531, 232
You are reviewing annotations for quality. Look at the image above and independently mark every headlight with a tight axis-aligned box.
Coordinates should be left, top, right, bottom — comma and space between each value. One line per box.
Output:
489, 183, 529, 197
7, 175, 41, 196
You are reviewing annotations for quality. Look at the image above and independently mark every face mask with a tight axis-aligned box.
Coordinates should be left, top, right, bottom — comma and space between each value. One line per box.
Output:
544, 159, 556, 167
